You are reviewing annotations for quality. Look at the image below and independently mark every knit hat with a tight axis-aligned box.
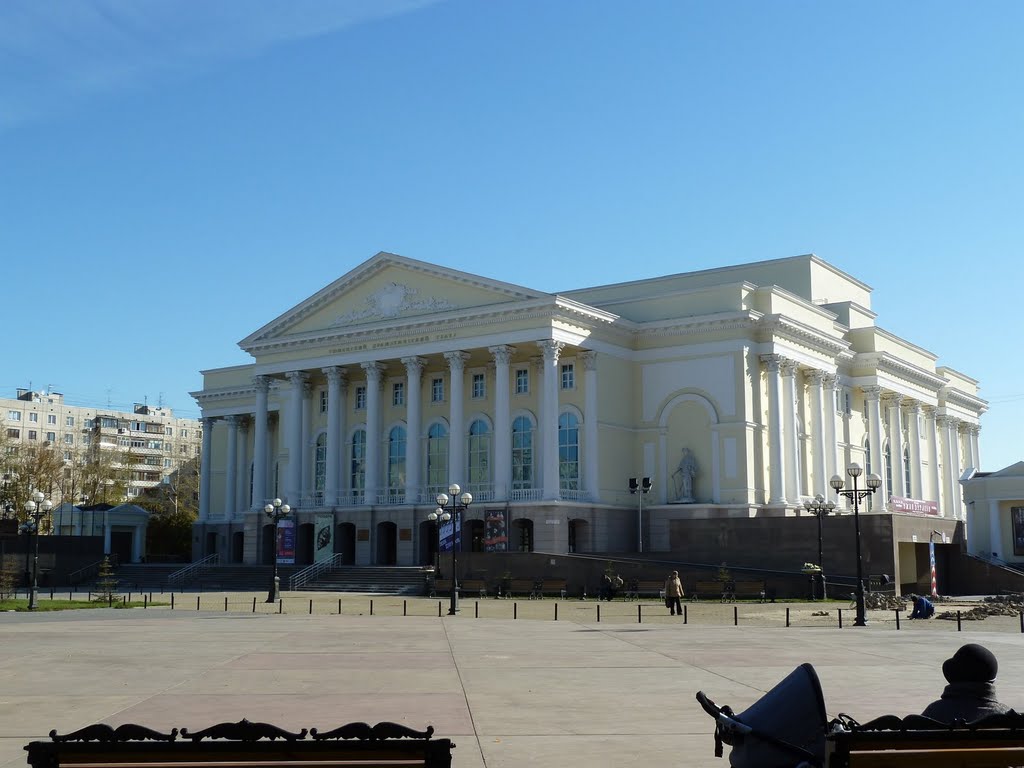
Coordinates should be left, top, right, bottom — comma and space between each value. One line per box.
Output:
942, 643, 999, 684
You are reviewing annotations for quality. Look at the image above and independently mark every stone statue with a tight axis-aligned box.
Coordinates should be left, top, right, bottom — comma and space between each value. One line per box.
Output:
673, 447, 698, 503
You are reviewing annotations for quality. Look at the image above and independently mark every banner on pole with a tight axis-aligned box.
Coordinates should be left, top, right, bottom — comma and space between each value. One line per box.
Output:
314, 514, 334, 563
276, 519, 295, 565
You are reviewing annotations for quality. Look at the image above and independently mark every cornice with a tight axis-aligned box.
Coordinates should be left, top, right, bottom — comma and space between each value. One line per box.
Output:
943, 387, 988, 414
191, 386, 256, 403
756, 314, 850, 358
634, 311, 761, 339
855, 352, 948, 391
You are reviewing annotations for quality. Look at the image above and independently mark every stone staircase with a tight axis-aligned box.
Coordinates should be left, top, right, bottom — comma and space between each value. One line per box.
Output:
297, 565, 432, 595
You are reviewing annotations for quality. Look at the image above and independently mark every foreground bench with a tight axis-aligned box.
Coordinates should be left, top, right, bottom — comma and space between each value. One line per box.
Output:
26, 720, 454, 768
690, 580, 725, 601
826, 712, 1024, 767
624, 580, 665, 600
722, 580, 766, 602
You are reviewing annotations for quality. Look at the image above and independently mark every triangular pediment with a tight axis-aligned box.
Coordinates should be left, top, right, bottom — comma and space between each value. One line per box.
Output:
240, 252, 548, 348
990, 461, 1024, 478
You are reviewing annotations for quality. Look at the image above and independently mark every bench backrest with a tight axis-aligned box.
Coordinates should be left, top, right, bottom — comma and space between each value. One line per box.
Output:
26, 721, 454, 768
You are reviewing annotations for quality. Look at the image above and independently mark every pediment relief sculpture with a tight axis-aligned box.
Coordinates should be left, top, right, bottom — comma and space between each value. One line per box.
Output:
330, 282, 456, 327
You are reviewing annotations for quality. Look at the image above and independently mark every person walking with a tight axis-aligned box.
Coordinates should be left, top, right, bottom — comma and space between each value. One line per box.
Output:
664, 570, 684, 616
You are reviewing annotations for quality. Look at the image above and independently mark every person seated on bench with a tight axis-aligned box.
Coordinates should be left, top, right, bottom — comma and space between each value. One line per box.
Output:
921, 643, 1012, 723
908, 594, 935, 619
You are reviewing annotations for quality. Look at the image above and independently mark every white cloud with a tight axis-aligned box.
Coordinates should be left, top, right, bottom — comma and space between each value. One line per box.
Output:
0, 0, 441, 127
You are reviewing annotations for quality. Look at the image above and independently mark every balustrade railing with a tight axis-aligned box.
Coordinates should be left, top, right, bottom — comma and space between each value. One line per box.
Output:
289, 553, 345, 590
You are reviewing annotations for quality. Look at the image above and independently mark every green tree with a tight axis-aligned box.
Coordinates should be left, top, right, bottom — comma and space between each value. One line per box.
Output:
136, 457, 200, 560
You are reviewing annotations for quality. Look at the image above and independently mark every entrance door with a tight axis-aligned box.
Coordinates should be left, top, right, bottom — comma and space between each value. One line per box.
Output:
112, 531, 133, 564
231, 531, 244, 563
376, 521, 397, 565
335, 523, 356, 564
261, 524, 275, 565
205, 531, 218, 557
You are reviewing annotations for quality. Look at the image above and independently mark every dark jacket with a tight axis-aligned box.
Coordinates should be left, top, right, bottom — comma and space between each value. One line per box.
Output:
921, 681, 1012, 723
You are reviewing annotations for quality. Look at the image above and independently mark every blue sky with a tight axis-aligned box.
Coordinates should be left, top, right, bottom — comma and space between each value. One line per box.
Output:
1, 0, 1021, 470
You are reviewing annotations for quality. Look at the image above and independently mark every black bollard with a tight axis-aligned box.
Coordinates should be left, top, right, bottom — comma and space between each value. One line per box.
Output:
684, 605, 687, 624
144, 594, 148, 609
370, 599, 374, 616
895, 610, 900, 630
597, 604, 601, 623
171, 593, 175, 610
309, 599, 313, 615
838, 608, 843, 629
404, 600, 407, 617
514, 602, 518, 620
438, 601, 442, 617
252, 596, 257, 613
475, 601, 479, 618
638, 604, 642, 624
957, 610, 962, 632
786, 608, 790, 628
339, 598, 342, 615
278, 598, 283, 614
734, 606, 738, 626
225, 597, 228, 612
555, 603, 558, 621
196, 595, 200, 611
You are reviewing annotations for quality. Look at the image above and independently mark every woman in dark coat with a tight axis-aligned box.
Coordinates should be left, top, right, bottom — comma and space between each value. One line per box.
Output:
921, 643, 1012, 723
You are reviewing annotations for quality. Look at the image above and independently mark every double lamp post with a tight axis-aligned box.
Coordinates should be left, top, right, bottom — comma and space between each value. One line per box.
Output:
830, 463, 881, 627
428, 483, 472, 616
264, 498, 291, 603
23, 490, 52, 611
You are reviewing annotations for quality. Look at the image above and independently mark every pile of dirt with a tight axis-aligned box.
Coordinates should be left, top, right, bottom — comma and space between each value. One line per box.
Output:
865, 592, 909, 611
937, 594, 1024, 621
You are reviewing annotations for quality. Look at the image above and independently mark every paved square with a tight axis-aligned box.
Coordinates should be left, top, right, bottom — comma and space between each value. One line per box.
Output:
2, 601, 1023, 768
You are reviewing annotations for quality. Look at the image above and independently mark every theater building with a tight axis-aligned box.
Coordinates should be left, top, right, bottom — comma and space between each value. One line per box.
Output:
191, 252, 984, 580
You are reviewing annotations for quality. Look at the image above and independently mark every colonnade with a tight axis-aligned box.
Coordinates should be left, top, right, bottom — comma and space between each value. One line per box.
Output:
197, 342, 601, 521
761, 354, 979, 518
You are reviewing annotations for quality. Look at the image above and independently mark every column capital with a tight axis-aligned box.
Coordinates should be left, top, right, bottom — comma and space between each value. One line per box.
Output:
223, 415, 238, 428
882, 392, 904, 407
970, 424, 982, 435
822, 372, 840, 390
253, 375, 272, 394
861, 385, 883, 401
286, 370, 309, 386
537, 339, 565, 362
921, 404, 937, 416
903, 399, 921, 414
579, 350, 598, 371
323, 366, 348, 387
936, 414, 952, 428
780, 359, 799, 377
759, 353, 785, 371
401, 356, 427, 377
443, 350, 470, 372
488, 345, 516, 365
804, 369, 826, 385
202, 416, 216, 430
361, 361, 385, 384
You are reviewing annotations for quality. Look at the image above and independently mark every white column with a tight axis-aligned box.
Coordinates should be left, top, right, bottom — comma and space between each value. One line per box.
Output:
969, 425, 981, 470
806, 370, 827, 496
925, 406, 940, 503
489, 345, 514, 501
937, 415, 954, 517
863, 386, 885, 504
301, 379, 312, 499
444, 351, 469, 484
323, 366, 346, 506
402, 356, 425, 503
989, 499, 1002, 558
823, 374, 839, 484
781, 359, 801, 503
580, 350, 599, 501
761, 355, 786, 504
224, 416, 238, 518
285, 371, 308, 506
905, 401, 922, 500
362, 362, 384, 504
237, 418, 250, 510
252, 376, 270, 510
886, 394, 905, 498
199, 416, 213, 521
950, 419, 964, 519
539, 340, 564, 500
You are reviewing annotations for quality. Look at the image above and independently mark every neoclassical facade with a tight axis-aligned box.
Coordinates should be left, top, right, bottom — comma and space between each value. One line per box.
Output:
191, 252, 985, 567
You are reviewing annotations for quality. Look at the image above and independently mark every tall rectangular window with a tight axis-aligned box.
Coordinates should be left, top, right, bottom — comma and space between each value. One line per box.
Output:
66, 416, 75, 427
64, 434, 74, 445
320, 390, 328, 413
29, 412, 38, 423
431, 377, 444, 403
46, 431, 56, 442
28, 430, 37, 440
515, 369, 529, 394
355, 385, 367, 410
47, 414, 57, 425
472, 373, 486, 399
392, 381, 405, 407
561, 363, 575, 390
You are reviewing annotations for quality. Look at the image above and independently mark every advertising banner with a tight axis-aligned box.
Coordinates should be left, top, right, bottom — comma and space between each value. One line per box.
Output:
484, 509, 508, 552
891, 496, 939, 515
439, 515, 462, 553
276, 519, 295, 565
314, 514, 334, 563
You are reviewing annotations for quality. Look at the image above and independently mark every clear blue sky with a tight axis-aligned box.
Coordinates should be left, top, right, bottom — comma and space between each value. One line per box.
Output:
1, 1, 1021, 470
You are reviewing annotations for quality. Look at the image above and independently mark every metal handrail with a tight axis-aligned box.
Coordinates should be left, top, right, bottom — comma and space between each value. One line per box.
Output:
167, 552, 220, 587
67, 555, 119, 586
289, 553, 345, 591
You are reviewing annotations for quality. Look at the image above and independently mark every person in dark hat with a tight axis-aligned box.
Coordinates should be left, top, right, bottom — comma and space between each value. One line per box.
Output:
921, 643, 1012, 723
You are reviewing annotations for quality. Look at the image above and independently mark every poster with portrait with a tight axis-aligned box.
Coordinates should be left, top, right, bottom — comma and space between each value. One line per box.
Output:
484, 509, 508, 552
314, 513, 334, 563
1012, 507, 1024, 557
439, 515, 461, 553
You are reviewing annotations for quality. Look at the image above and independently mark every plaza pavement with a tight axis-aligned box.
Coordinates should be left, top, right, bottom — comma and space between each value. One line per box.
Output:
2, 595, 1023, 768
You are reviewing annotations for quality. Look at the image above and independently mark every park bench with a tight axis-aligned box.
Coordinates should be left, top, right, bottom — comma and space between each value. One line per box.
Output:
691, 580, 726, 601
460, 579, 488, 598
722, 580, 766, 602
508, 579, 535, 598
625, 580, 666, 600
825, 712, 1024, 767
25, 719, 454, 768
532, 578, 568, 598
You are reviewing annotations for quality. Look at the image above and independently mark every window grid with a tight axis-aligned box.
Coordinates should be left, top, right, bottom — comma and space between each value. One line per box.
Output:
392, 382, 405, 407
355, 386, 367, 410
511, 416, 533, 490
471, 373, 486, 399
515, 369, 529, 395
560, 363, 575, 390
431, 377, 445, 403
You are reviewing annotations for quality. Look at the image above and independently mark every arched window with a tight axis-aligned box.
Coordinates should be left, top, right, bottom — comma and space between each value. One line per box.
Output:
427, 423, 448, 490
350, 429, 366, 498
512, 416, 534, 491
388, 426, 406, 496
558, 412, 579, 491
314, 433, 327, 501
468, 419, 490, 486
903, 445, 912, 496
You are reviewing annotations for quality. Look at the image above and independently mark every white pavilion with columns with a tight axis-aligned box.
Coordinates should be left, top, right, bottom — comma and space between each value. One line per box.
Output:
191, 251, 985, 569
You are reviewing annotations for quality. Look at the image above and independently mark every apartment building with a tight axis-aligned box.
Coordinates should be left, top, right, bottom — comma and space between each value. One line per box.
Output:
2, 388, 203, 504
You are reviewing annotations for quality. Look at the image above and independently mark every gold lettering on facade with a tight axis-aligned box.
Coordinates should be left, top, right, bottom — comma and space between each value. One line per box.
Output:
328, 331, 458, 356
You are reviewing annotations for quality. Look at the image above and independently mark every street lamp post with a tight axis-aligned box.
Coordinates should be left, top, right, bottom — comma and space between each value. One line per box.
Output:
23, 490, 53, 610
830, 464, 881, 627
264, 498, 290, 603
629, 477, 652, 553
803, 493, 835, 600
433, 483, 472, 616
